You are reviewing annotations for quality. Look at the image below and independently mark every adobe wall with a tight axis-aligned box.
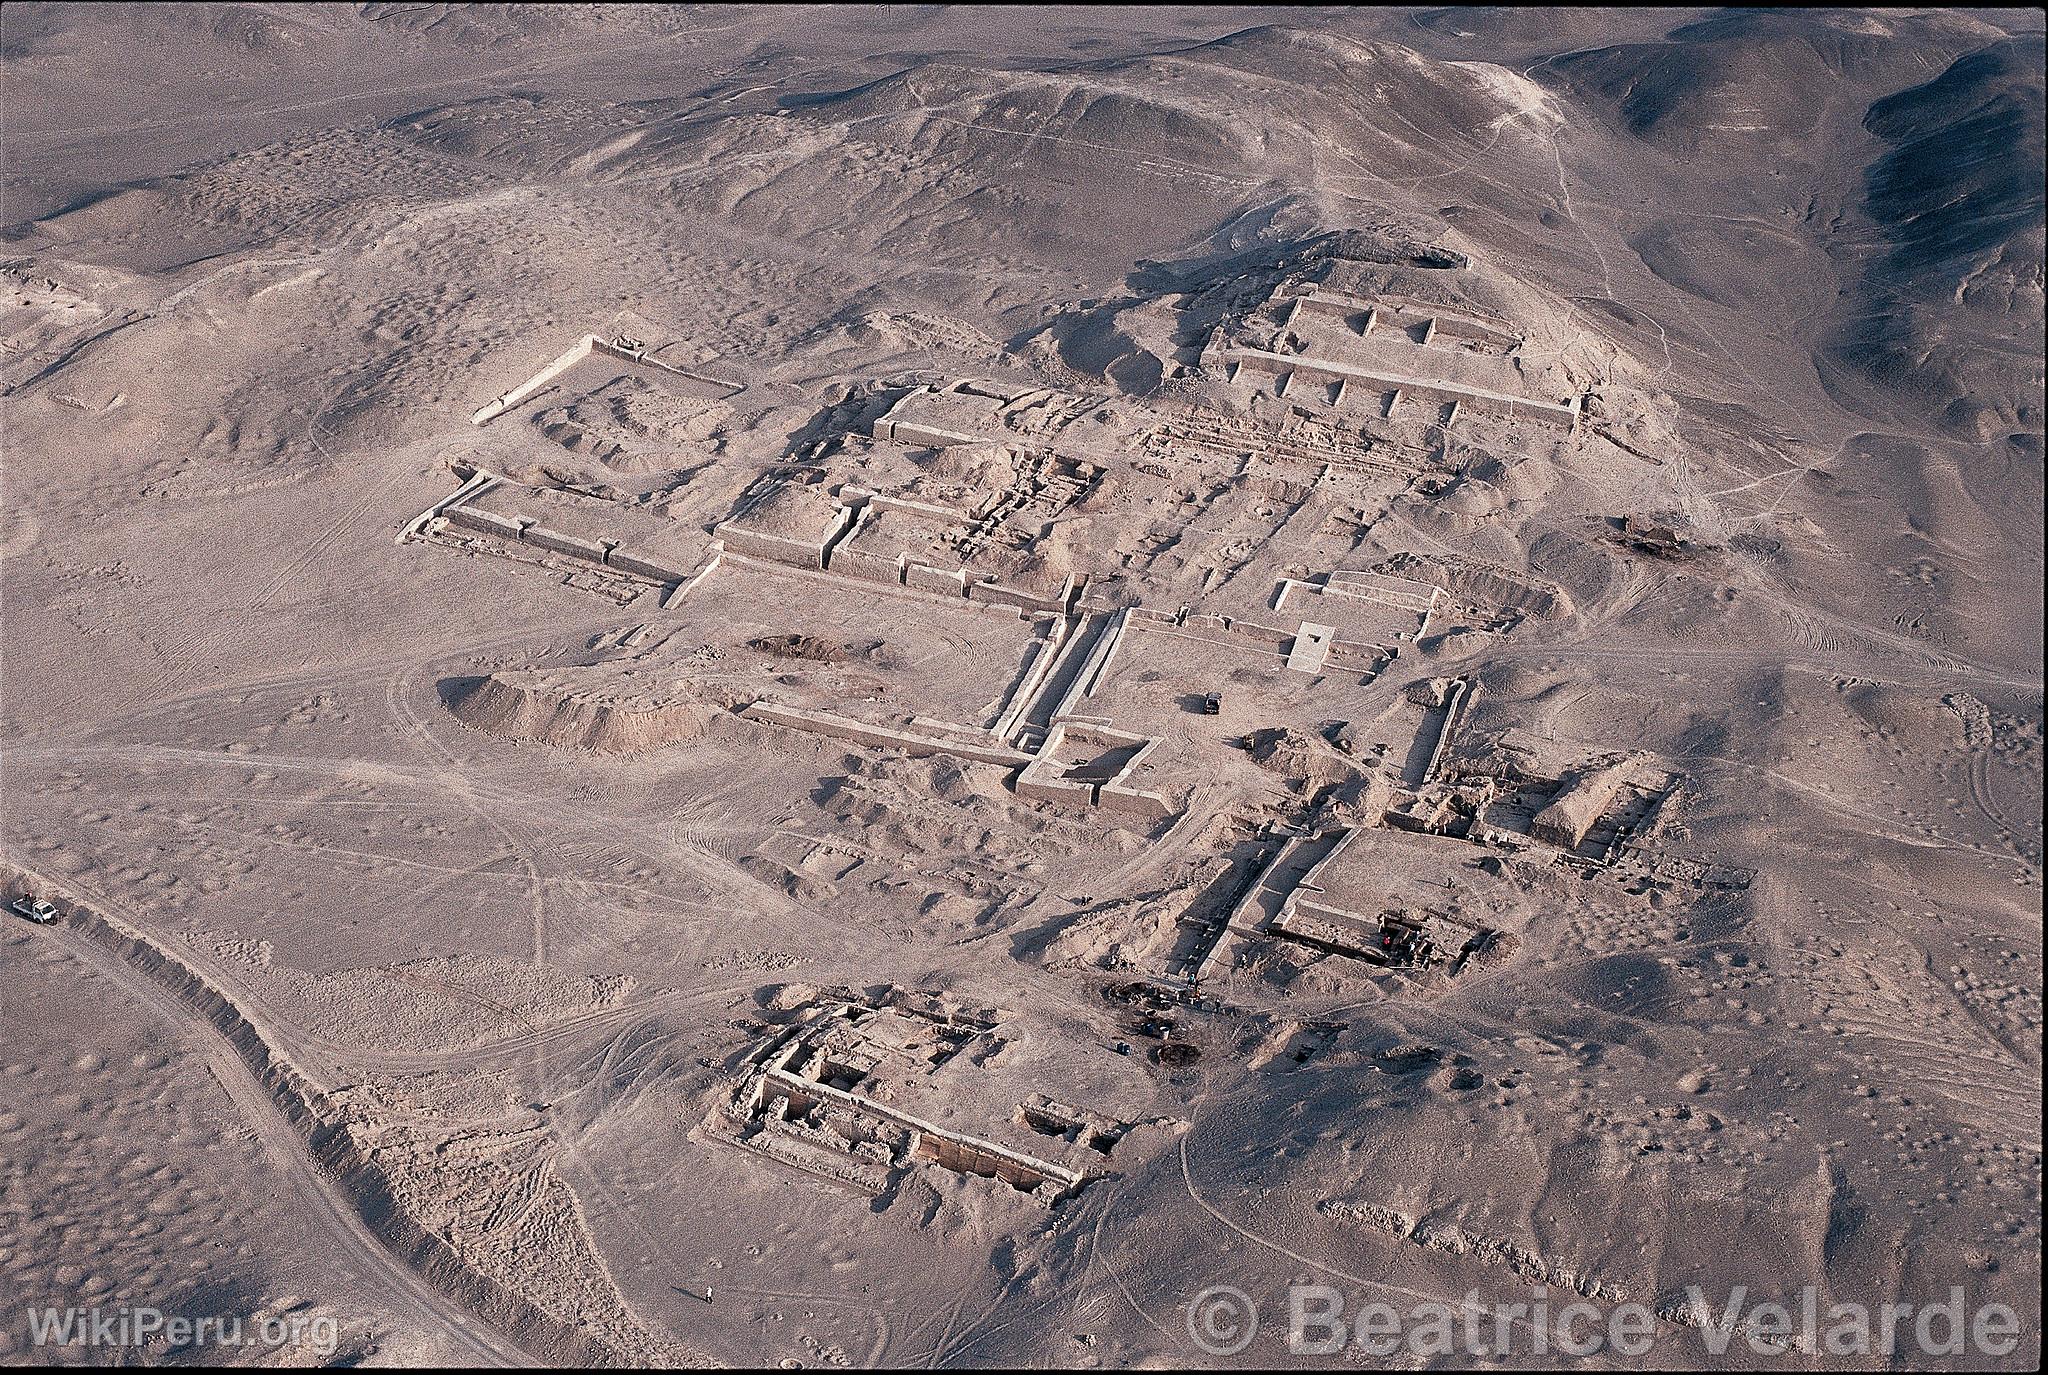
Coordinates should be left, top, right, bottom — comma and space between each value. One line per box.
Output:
715, 526, 831, 568
763, 1065, 1083, 1197
1320, 570, 1437, 614
875, 418, 983, 448
990, 616, 1071, 740
828, 544, 905, 586
911, 1132, 1068, 1195
605, 548, 690, 583
1229, 346, 1578, 427
1015, 723, 1098, 804
1016, 771, 1095, 805
906, 562, 971, 597
1530, 760, 1635, 849
1324, 641, 1392, 673
967, 579, 1067, 614
1287, 290, 1520, 350
444, 506, 532, 541
1419, 678, 1477, 785
471, 334, 601, 426
1096, 783, 1174, 821
742, 702, 1030, 768
522, 525, 612, 563
1015, 721, 1176, 823
1228, 618, 1292, 645
1048, 609, 1128, 723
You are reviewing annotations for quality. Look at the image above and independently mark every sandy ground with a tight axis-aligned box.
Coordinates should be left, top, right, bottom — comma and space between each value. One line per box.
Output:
1, 5, 2041, 1370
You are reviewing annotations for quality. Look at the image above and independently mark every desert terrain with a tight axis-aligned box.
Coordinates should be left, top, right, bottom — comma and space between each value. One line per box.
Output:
0, 4, 2041, 1369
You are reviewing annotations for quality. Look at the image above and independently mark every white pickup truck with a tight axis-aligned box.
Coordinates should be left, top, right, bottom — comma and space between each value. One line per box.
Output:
10, 896, 60, 924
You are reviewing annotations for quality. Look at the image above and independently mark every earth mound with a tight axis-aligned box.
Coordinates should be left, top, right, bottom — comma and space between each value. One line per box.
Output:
442, 666, 714, 753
